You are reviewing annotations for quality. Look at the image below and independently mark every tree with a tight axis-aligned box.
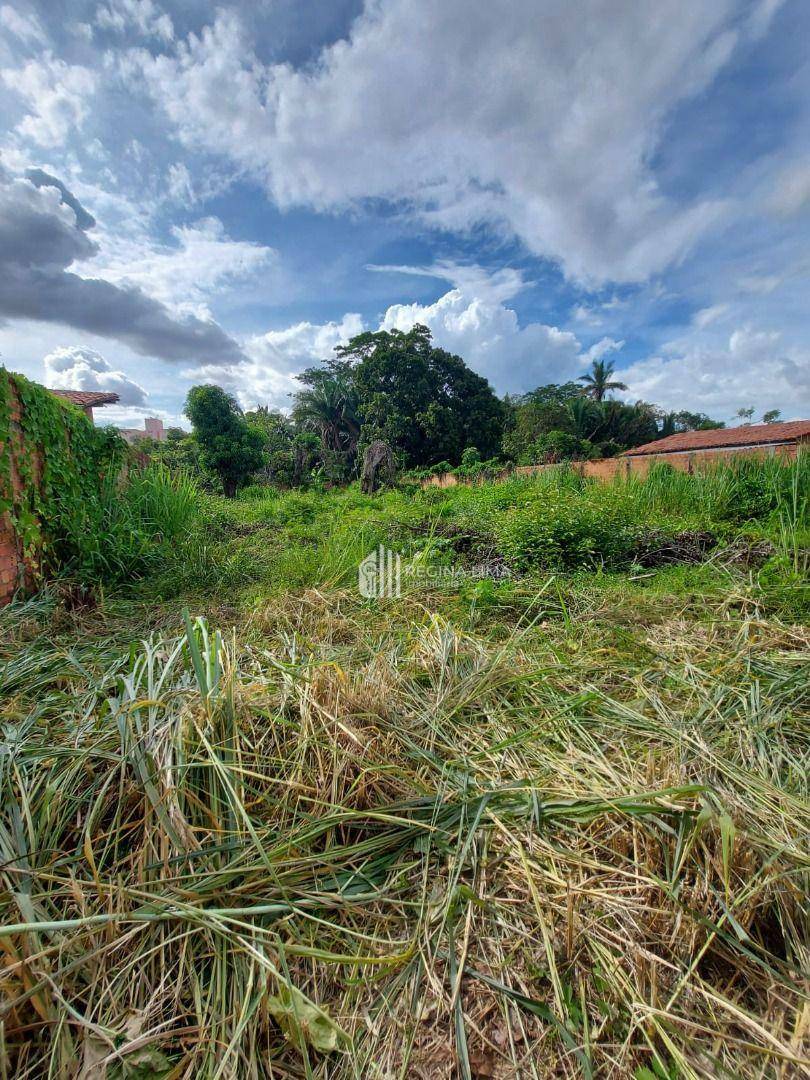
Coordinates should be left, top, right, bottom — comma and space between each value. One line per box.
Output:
528, 430, 594, 463
503, 384, 658, 461
502, 393, 576, 462
578, 359, 628, 402
762, 409, 781, 424
184, 385, 265, 496
736, 407, 755, 424
334, 325, 504, 467
292, 369, 360, 481
659, 410, 724, 436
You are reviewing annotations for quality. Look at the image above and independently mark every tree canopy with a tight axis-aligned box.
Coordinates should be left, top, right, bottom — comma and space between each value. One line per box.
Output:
332, 325, 504, 467
184, 385, 265, 497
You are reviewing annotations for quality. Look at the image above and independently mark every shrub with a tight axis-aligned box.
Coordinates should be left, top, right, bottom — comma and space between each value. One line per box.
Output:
494, 489, 639, 569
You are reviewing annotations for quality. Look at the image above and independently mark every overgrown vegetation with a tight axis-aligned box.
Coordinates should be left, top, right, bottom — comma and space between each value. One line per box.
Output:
0, 454, 807, 1076
0, 370, 200, 587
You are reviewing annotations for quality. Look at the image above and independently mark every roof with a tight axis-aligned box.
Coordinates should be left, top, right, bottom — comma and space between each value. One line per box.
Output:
49, 389, 120, 408
624, 419, 810, 456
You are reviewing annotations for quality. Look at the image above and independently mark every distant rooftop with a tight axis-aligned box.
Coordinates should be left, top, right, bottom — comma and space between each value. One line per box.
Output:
625, 419, 810, 457
49, 389, 120, 408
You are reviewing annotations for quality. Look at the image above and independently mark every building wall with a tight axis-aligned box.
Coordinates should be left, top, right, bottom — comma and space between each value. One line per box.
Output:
0, 376, 106, 607
0, 381, 35, 605
421, 440, 801, 490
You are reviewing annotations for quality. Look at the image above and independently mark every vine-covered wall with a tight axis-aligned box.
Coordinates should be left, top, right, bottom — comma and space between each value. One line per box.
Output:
0, 370, 124, 605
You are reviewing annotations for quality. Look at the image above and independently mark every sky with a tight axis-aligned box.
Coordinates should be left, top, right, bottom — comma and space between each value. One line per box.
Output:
0, 0, 809, 431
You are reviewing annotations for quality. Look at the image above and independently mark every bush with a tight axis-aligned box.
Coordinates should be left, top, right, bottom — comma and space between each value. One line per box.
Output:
494, 489, 640, 569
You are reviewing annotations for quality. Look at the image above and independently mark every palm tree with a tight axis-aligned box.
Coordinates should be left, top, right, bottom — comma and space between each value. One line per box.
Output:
292, 374, 360, 455
578, 359, 628, 402
566, 395, 602, 439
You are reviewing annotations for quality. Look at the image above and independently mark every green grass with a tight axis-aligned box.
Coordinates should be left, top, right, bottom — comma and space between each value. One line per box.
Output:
0, 456, 807, 1077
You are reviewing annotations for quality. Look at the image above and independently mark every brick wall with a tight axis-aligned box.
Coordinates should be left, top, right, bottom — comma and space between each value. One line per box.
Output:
422, 440, 801, 490
0, 381, 28, 606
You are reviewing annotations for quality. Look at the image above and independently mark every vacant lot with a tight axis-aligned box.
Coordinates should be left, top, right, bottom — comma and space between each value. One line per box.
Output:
1, 461, 807, 1078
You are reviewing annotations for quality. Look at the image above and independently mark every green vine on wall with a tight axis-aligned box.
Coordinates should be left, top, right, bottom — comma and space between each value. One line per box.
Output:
0, 369, 125, 580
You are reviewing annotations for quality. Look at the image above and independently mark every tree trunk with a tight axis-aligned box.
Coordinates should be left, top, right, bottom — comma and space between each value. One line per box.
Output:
360, 440, 395, 494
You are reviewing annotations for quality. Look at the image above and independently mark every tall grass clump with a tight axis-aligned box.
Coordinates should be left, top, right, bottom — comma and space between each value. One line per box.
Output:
624, 452, 809, 527
71, 463, 200, 582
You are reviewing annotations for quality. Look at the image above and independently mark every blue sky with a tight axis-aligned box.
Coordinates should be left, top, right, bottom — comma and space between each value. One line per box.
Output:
0, 0, 808, 430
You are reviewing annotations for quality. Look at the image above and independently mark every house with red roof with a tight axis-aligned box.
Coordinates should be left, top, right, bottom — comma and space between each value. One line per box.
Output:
48, 389, 119, 421
624, 420, 810, 462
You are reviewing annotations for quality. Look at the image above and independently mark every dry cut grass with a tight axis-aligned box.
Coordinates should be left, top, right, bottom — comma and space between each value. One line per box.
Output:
0, 588, 808, 1078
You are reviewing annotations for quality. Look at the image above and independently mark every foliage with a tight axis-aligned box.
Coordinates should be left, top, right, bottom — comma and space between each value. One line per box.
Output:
494, 486, 640, 568
184, 384, 265, 496
659, 409, 725, 435
332, 324, 505, 466
292, 368, 360, 469
504, 388, 661, 462
525, 429, 594, 463
577, 357, 628, 401
74, 463, 200, 581
0, 369, 125, 573
0, 371, 199, 586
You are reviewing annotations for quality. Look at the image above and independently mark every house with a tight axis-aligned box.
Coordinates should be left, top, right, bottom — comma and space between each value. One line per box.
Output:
624, 419, 810, 469
48, 389, 119, 421
118, 418, 166, 444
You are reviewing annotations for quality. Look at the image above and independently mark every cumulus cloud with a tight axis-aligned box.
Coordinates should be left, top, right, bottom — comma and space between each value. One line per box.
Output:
187, 263, 615, 408
621, 326, 810, 416
186, 314, 364, 410
24, 167, 96, 229
1, 53, 96, 146
378, 273, 617, 393
44, 345, 147, 405
122, 1, 760, 283
0, 166, 245, 363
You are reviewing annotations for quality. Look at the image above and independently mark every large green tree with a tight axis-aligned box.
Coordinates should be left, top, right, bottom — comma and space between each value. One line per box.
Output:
184, 385, 265, 496
332, 325, 504, 467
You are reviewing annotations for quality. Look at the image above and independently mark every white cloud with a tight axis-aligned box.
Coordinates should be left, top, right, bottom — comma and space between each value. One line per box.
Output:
1, 54, 96, 146
123, 2, 754, 284
166, 162, 194, 204
378, 277, 611, 393
96, 0, 173, 43
693, 303, 729, 328
185, 314, 364, 411
620, 326, 810, 416
738, 274, 782, 295
368, 262, 528, 305
187, 264, 621, 406
0, 5, 46, 46
88, 216, 276, 320
746, 0, 787, 39
44, 345, 147, 405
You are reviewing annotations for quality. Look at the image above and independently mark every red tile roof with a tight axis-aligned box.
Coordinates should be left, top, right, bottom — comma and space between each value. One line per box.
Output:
625, 419, 810, 456
49, 389, 120, 408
